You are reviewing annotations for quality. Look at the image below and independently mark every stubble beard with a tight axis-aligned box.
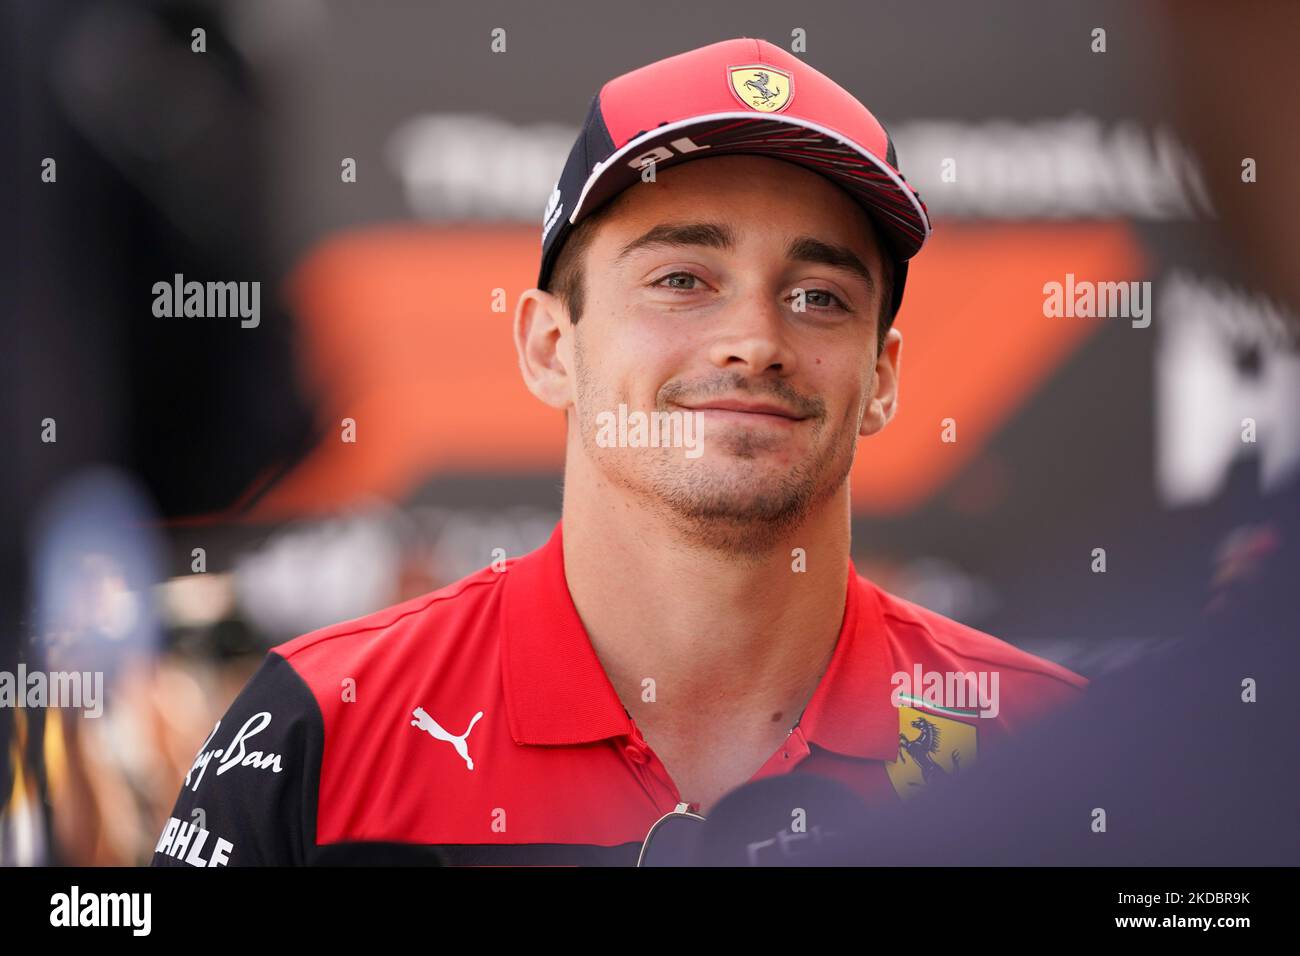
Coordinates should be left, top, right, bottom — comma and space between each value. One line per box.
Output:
573, 340, 863, 560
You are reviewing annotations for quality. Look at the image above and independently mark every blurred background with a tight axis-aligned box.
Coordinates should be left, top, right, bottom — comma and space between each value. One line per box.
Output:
4, 0, 1297, 865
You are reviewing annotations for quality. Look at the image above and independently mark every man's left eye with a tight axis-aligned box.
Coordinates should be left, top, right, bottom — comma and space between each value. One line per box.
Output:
794, 288, 847, 310
654, 272, 702, 290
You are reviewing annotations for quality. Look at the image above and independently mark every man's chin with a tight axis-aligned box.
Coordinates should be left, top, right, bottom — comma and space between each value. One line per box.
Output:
645, 477, 819, 551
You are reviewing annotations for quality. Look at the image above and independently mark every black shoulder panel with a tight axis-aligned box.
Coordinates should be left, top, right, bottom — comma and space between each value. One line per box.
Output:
150, 652, 324, 866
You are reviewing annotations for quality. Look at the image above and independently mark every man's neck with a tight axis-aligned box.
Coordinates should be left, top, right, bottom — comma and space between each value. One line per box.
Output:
560, 466, 852, 746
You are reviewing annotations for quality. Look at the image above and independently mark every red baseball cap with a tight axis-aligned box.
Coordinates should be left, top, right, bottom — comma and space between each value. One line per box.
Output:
538, 37, 932, 318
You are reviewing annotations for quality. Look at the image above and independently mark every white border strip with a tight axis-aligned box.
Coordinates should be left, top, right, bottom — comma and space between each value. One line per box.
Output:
569, 110, 932, 247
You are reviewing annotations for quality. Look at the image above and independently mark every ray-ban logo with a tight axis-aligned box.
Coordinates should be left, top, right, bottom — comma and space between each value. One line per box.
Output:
185, 712, 284, 791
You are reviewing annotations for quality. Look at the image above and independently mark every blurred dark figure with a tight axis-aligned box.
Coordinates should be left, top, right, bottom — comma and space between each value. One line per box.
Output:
5, 0, 318, 863
825, 488, 1298, 865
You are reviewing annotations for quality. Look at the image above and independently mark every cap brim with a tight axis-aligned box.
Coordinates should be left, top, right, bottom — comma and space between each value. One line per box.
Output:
569, 111, 931, 260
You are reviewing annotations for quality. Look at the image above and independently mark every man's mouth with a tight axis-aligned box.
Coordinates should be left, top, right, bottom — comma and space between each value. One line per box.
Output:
674, 399, 808, 423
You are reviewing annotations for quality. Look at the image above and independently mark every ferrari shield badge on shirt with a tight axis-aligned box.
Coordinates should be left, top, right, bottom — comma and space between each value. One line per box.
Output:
885, 705, 979, 799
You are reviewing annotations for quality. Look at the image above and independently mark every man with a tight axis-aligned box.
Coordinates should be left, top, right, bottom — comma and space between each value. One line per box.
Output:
151, 37, 1085, 868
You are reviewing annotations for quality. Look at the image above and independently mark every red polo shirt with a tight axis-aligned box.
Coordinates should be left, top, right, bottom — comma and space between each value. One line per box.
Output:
151, 521, 1087, 867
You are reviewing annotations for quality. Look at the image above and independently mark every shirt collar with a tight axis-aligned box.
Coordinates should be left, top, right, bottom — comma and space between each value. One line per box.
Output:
501, 521, 632, 746
501, 520, 899, 761
795, 560, 901, 761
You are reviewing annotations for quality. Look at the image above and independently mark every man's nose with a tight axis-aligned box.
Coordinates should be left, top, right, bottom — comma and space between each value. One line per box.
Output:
705, 287, 797, 375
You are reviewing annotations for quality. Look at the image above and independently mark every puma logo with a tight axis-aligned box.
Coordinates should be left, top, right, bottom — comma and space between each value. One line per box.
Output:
410, 706, 484, 770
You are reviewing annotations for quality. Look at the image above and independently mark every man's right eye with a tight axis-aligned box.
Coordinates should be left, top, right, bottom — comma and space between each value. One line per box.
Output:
653, 272, 703, 291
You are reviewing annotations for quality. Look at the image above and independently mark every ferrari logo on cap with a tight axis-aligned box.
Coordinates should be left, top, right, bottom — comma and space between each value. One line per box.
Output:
728, 65, 793, 113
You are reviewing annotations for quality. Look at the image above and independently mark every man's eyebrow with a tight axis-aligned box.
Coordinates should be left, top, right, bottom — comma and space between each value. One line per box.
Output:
615, 224, 878, 294
786, 235, 877, 294
614, 221, 737, 262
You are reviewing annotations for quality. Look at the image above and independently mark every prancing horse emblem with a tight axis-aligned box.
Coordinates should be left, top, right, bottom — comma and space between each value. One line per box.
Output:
728, 65, 793, 113
885, 706, 978, 800
898, 715, 961, 786
744, 71, 781, 103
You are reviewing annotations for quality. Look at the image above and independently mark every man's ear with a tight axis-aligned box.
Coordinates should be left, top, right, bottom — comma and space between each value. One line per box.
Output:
514, 288, 573, 410
860, 325, 902, 437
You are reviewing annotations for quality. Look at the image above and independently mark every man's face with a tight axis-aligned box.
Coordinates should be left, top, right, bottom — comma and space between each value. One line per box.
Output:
545, 154, 898, 549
